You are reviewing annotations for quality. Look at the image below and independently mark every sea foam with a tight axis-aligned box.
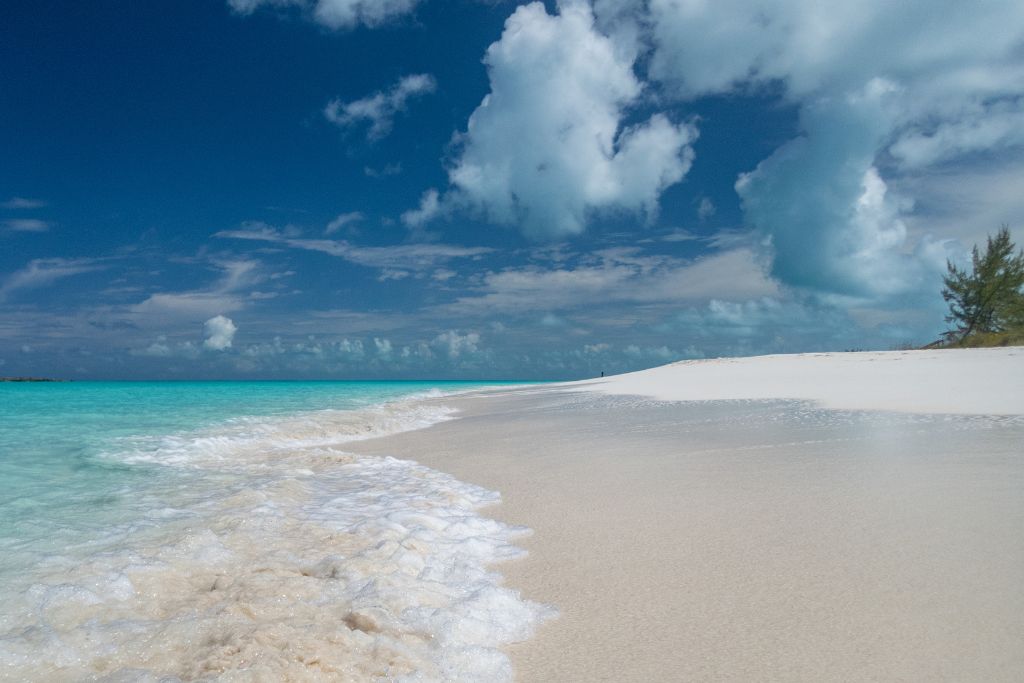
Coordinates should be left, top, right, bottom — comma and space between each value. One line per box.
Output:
0, 394, 552, 681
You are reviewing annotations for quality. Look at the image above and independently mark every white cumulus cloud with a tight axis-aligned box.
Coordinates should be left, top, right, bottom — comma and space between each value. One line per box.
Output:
432, 330, 481, 359
441, 0, 696, 240
374, 337, 393, 358
598, 0, 1024, 297
203, 315, 238, 351
640, 0, 1024, 102
734, 87, 918, 296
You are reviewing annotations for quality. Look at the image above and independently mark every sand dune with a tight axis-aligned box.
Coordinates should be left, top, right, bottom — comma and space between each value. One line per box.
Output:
579, 347, 1024, 415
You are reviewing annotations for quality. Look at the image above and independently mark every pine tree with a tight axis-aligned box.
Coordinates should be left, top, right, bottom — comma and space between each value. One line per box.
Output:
942, 226, 1024, 344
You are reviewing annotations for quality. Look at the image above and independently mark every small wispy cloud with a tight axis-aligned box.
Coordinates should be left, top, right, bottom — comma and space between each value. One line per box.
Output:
0, 258, 102, 301
2, 219, 51, 233
325, 73, 436, 140
2, 197, 47, 210
325, 211, 364, 235
401, 188, 441, 227
441, 248, 776, 315
698, 197, 716, 221
364, 163, 402, 178
659, 228, 700, 243
216, 223, 492, 272
227, 0, 422, 31
132, 259, 263, 318
133, 336, 200, 359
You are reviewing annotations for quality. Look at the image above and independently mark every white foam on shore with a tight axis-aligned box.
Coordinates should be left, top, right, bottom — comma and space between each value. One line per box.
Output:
578, 348, 1024, 415
0, 396, 552, 682
114, 400, 459, 468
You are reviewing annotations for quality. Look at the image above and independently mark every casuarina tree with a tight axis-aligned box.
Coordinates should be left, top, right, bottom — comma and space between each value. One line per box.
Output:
942, 226, 1024, 344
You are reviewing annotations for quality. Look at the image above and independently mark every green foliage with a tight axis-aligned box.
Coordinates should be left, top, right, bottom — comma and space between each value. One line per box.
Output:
941, 226, 1024, 345
952, 329, 1024, 348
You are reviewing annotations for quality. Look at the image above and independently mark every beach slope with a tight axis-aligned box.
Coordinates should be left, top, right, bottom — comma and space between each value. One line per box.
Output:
350, 349, 1024, 681
583, 347, 1024, 414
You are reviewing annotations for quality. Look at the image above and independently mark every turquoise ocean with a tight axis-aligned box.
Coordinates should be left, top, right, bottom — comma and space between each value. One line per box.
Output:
0, 381, 550, 681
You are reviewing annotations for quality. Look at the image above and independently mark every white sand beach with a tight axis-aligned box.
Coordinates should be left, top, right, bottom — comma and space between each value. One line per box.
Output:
350, 348, 1024, 681
9, 0, 1024, 678
580, 347, 1024, 414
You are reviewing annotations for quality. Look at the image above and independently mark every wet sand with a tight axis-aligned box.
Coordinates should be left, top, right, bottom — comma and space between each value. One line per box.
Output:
350, 382, 1024, 681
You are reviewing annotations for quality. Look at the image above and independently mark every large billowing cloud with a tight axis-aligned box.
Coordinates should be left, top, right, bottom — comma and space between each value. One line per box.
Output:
734, 85, 923, 297
642, 0, 1024, 102
443, 0, 696, 240
227, 0, 420, 30
597, 0, 1024, 297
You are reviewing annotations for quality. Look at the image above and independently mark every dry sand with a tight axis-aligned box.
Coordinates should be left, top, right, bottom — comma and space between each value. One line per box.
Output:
349, 350, 1024, 681
581, 347, 1024, 414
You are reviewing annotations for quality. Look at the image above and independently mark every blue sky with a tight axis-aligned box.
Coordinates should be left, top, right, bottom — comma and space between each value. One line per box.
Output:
2, 0, 1022, 379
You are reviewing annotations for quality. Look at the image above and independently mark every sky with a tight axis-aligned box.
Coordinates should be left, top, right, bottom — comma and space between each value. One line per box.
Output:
2, 0, 1023, 379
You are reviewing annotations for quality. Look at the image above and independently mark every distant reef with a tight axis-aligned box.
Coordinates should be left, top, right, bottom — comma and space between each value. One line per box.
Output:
0, 377, 68, 382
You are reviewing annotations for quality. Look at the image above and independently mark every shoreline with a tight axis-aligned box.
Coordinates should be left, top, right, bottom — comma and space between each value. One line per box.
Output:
349, 349, 1024, 681
0, 383, 545, 681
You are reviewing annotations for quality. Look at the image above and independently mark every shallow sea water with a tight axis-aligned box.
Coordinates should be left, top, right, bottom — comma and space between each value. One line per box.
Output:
0, 381, 551, 682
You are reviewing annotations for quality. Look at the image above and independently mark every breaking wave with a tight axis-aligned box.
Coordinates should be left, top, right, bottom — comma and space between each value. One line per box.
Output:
0, 394, 551, 682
